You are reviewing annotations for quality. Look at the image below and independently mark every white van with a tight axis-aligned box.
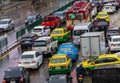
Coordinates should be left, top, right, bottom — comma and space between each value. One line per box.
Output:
102, 3, 116, 13
31, 26, 51, 36
73, 22, 94, 46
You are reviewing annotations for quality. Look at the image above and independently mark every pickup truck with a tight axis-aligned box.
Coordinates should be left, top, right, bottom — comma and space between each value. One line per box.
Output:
42, 15, 61, 30
32, 37, 58, 57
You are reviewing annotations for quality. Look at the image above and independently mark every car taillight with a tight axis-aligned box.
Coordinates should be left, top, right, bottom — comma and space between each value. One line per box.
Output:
19, 77, 24, 82
32, 38, 35, 41
79, 75, 83, 78
47, 47, 49, 51
18, 61, 21, 64
32, 61, 36, 63
2, 80, 6, 83
111, 44, 116, 46
48, 66, 52, 68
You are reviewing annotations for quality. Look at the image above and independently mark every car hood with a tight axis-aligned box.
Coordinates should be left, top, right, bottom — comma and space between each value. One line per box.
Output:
0, 24, 8, 28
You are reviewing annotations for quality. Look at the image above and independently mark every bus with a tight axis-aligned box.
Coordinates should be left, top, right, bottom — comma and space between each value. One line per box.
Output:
66, 1, 92, 30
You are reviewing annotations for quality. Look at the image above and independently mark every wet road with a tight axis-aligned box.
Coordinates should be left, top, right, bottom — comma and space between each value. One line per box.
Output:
1, 2, 120, 83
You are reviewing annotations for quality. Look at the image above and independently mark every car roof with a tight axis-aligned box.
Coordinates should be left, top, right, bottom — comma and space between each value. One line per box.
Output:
0, 18, 12, 21
22, 51, 37, 55
99, 54, 118, 58
34, 26, 45, 29
110, 35, 120, 38
35, 36, 51, 41
52, 54, 67, 58
53, 28, 65, 31
49, 74, 67, 79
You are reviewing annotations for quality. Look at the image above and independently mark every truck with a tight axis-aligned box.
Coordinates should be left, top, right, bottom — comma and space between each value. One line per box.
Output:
92, 64, 120, 83
80, 32, 108, 57
42, 15, 61, 30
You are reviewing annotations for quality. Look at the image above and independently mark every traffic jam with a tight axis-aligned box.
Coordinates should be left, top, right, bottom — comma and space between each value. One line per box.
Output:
1, 0, 120, 83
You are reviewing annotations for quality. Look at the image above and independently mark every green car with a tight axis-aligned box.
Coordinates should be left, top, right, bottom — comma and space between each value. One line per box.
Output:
50, 28, 71, 42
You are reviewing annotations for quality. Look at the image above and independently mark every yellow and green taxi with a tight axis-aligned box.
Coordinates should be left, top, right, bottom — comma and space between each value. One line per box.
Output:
50, 28, 71, 42
77, 54, 120, 71
96, 11, 110, 22
48, 54, 72, 75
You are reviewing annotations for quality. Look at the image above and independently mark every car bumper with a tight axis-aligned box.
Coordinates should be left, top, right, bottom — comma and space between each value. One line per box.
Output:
48, 68, 69, 75
18, 63, 37, 69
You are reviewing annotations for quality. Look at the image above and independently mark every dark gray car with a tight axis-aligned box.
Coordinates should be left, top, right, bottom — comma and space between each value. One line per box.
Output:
25, 13, 42, 26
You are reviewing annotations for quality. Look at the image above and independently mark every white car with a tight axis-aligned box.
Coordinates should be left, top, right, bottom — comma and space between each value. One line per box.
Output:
102, 3, 116, 13
18, 51, 43, 69
0, 19, 15, 32
108, 35, 120, 51
31, 26, 51, 36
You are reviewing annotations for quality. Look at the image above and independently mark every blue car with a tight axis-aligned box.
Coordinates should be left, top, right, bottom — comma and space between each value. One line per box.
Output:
57, 43, 78, 61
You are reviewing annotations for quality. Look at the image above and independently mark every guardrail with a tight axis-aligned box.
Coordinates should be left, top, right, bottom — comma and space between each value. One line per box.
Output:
0, 0, 79, 57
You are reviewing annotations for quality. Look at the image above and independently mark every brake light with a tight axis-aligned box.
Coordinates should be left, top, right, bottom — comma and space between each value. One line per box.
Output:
19, 78, 24, 82
47, 47, 49, 51
48, 66, 52, 68
18, 61, 21, 64
2, 80, 6, 83
32, 38, 35, 41
111, 44, 116, 46
32, 61, 36, 63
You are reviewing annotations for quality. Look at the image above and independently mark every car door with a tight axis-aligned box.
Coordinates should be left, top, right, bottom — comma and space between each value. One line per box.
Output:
66, 56, 72, 69
35, 52, 42, 65
44, 27, 51, 36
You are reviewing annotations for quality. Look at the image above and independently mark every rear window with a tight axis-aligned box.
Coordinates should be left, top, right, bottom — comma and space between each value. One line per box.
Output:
22, 37, 32, 41
33, 41, 46, 46
32, 29, 42, 32
52, 31, 62, 34
21, 55, 34, 59
98, 14, 107, 17
60, 48, 71, 52
51, 58, 66, 63
5, 70, 22, 77
113, 38, 120, 42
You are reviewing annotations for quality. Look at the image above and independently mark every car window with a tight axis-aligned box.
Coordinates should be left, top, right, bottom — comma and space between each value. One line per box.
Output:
51, 58, 66, 63
94, 58, 107, 64
33, 41, 46, 46
36, 52, 40, 57
21, 55, 34, 59
52, 31, 62, 34
106, 58, 118, 62
113, 38, 120, 42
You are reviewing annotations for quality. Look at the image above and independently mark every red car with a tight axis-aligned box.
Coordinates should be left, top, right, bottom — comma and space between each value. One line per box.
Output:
42, 15, 61, 30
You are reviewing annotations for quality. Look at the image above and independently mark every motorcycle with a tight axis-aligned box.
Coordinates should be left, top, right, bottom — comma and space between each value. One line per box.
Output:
77, 74, 83, 83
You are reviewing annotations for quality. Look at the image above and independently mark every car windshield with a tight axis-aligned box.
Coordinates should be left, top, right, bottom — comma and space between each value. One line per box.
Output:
51, 58, 66, 63
22, 37, 32, 41
52, 31, 62, 34
33, 29, 42, 32
54, 12, 63, 17
88, 57, 98, 63
98, 14, 107, 17
60, 48, 71, 52
113, 38, 120, 42
21, 55, 34, 59
0, 20, 8, 24
33, 41, 46, 46
27, 15, 36, 20
74, 30, 88, 36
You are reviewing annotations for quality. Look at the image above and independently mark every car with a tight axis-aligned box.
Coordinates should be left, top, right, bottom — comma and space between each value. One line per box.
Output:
20, 33, 39, 48
31, 25, 51, 36
32, 37, 58, 56
25, 13, 42, 25
18, 51, 43, 69
2, 67, 30, 83
48, 54, 72, 75
50, 28, 71, 42
106, 27, 120, 39
53, 11, 66, 23
102, 3, 116, 13
76, 54, 120, 75
96, 11, 110, 22
0, 19, 15, 32
46, 74, 73, 83
91, 4, 97, 18
107, 35, 120, 51
57, 43, 78, 61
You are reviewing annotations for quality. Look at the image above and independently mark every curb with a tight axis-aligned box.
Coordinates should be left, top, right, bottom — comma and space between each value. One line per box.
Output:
0, 1, 31, 15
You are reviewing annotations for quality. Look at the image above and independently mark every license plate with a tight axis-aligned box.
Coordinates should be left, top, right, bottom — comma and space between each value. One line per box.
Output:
24, 62, 30, 64
56, 67, 61, 69
10, 81, 15, 83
